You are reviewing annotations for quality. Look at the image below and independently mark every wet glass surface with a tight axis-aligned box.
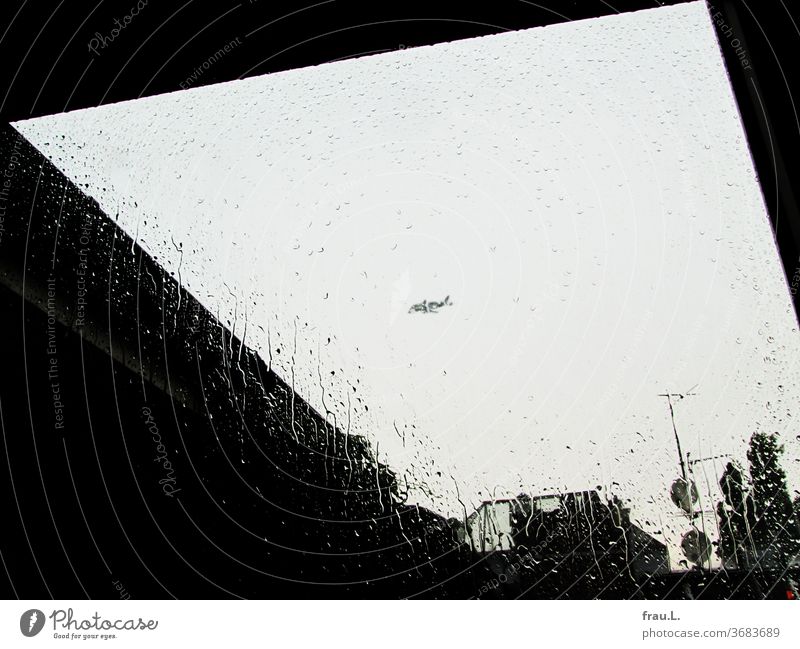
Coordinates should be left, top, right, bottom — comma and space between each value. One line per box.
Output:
3, 1, 799, 598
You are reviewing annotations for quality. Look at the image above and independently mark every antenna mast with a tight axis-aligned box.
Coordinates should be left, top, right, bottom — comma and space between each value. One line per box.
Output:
658, 386, 697, 481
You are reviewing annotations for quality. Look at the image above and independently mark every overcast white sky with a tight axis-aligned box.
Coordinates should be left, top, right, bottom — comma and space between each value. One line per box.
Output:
15, 1, 800, 566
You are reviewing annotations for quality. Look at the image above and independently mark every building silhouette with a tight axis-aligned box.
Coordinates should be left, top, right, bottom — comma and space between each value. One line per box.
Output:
467, 490, 669, 598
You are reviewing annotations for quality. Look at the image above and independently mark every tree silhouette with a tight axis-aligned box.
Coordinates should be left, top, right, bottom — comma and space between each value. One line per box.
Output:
717, 462, 756, 568
746, 432, 800, 568
716, 461, 756, 569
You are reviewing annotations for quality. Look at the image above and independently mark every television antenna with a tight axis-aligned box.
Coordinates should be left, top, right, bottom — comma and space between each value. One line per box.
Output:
659, 385, 711, 570
658, 385, 698, 481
